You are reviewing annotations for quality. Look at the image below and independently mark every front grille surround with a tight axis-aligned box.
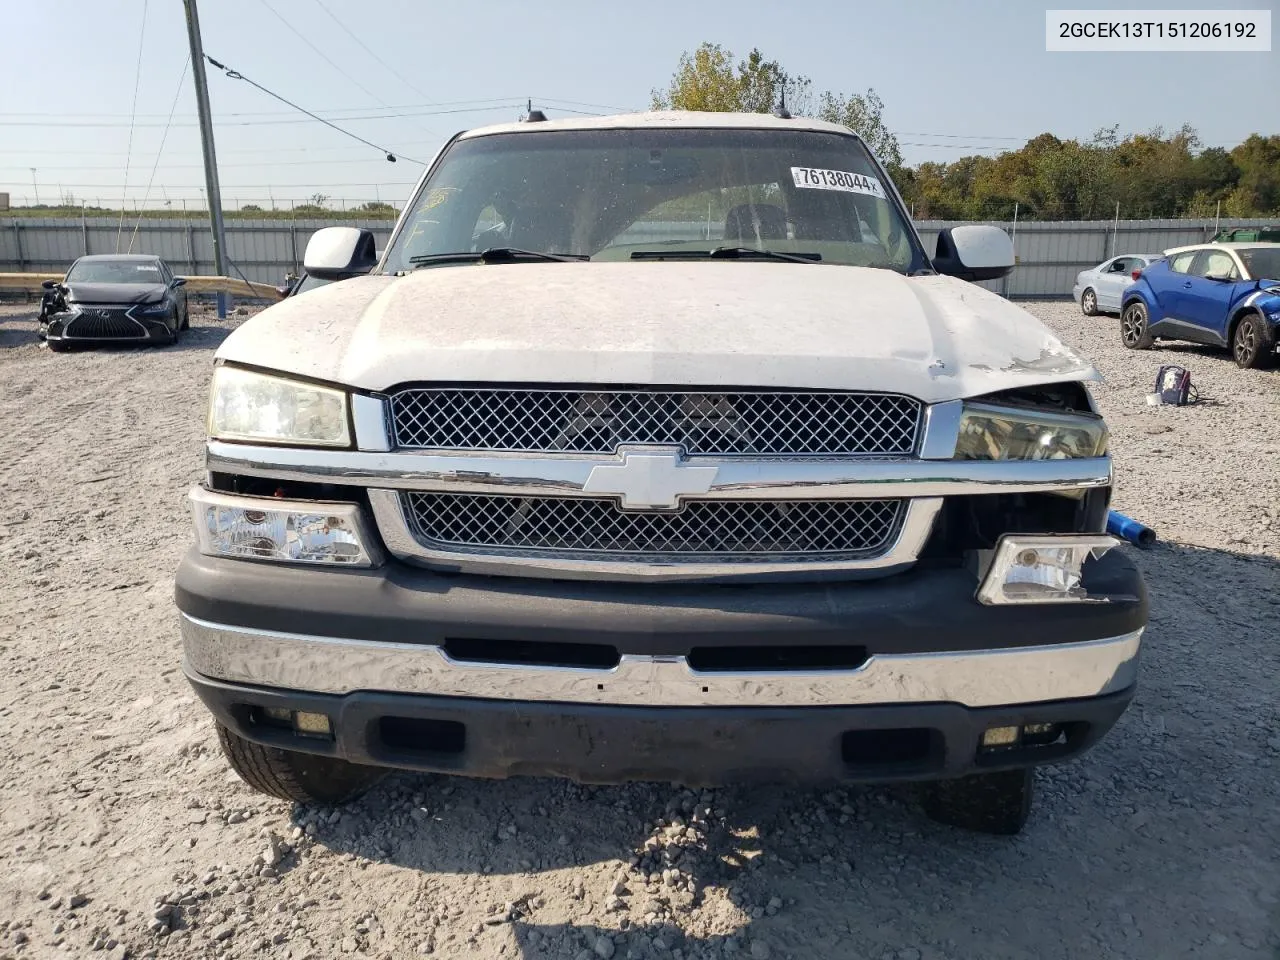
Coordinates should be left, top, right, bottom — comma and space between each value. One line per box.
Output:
64, 307, 149, 339
389, 387, 923, 457
402, 492, 906, 562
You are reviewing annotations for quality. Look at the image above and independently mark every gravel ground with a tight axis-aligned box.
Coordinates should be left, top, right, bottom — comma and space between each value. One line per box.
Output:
1, 299, 1277, 960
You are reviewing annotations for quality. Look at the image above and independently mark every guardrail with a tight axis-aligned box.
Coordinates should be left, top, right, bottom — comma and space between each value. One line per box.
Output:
0, 273, 284, 301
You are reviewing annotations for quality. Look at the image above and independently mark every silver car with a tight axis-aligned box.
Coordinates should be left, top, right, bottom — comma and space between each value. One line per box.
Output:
1072, 254, 1163, 316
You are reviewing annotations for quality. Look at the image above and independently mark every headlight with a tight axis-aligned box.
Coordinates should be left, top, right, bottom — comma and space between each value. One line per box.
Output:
135, 302, 171, 316
208, 365, 350, 446
955, 403, 1107, 460
190, 486, 380, 566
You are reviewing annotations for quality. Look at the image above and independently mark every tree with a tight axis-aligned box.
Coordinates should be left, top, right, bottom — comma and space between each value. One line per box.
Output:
650, 43, 808, 114
817, 89, 902, 172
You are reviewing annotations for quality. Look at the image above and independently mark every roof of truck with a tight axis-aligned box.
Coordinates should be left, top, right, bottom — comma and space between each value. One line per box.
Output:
460, 110, 858, 140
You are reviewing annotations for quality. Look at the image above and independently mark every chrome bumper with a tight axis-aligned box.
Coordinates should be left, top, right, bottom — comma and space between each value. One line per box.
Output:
181, 613, 1142, 709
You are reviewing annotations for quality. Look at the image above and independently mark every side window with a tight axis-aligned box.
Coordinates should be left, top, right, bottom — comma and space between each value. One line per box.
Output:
1168, 251, 1197, 274
1107, 258, 1129, 274
1191, 250, 1238, 280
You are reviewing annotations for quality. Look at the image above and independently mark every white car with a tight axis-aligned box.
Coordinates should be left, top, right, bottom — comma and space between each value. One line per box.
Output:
1072, 254, 1163, 316
176, 111, 1147, 836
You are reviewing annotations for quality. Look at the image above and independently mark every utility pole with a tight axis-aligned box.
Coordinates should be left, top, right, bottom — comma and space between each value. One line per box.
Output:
182, 0, 230, 317
30, 168, 38, 206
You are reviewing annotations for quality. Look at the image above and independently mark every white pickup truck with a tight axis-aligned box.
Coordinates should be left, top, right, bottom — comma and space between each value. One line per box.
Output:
177, 111, 1146, 835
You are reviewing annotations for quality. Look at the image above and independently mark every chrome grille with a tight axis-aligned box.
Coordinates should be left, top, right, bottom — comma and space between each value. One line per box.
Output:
389, 388, 922, 456
402, 493, 905, 560
65, 308, 147, 339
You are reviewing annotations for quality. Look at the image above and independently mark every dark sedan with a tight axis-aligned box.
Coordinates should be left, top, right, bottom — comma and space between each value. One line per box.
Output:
43, 254, 189, 351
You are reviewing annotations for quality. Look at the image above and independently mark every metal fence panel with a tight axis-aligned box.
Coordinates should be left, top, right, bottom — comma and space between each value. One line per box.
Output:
2, 216, 1277, 295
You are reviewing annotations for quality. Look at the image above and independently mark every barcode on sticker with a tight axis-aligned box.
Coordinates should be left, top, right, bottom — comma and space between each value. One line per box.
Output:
791, 167, 886, 198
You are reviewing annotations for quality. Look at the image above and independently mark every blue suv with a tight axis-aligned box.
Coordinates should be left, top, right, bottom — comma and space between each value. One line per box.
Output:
1120, 243, 1280, 369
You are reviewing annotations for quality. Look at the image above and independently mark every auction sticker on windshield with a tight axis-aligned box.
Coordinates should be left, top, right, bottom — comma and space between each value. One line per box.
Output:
791, 167, 886, 199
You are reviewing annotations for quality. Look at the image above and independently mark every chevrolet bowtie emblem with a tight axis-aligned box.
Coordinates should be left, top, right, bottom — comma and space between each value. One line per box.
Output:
583, 447, 718, 510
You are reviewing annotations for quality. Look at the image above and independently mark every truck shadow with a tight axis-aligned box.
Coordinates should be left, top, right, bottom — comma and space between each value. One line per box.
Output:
286, 539, 1280, 958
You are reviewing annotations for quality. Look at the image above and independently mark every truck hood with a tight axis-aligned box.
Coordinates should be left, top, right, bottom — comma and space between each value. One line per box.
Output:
217, 263, 1099, 403
64, 281, 168, 305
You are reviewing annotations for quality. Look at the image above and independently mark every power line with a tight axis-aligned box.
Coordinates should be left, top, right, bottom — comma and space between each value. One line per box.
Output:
0, 103, 525, 128
205, 55, 421, 163
116, 0, 149, 253
256, 0, 388, 106
311, 0, 433, 103
129, 56, 190, 252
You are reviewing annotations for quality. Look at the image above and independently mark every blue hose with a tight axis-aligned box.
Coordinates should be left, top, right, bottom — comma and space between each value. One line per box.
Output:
1107, 510, 1156, 549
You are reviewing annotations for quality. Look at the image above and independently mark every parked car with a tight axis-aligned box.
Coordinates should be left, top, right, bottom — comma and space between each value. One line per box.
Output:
1072, 254, 1162, 316
1212, 226, 1280, 244
177, 111, 1147, 836
42, 254, 188, 352
1120, 242, 1280, 368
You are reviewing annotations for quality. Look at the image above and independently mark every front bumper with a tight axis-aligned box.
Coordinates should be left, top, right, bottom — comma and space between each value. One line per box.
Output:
45, 308, 173, 343
178, 548, 1146, 783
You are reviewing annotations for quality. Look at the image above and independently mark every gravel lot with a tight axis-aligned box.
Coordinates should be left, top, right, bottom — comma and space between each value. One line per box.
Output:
1, 298, 1277, 960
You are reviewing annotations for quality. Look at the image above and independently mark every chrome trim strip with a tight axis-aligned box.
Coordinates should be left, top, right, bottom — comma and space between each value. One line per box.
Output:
919, 399, 963, 459
205, 441, 1112, 500
367, 490, 942, 581
180, 613, 1143, 709
351, 394, 391, 453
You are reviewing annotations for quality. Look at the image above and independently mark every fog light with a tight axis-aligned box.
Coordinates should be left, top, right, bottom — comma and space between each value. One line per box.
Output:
263, 706, 293, 725
981, 725, 1020, 748
293, 711, 332, 736
976, 535, 1119, 605
190, 485, 381, 567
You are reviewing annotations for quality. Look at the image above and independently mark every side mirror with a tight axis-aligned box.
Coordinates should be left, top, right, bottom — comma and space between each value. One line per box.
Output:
41, 278, 59, 290
172, 277, 187, 287
932, 225, 1015, 282
303, 226, 378, 280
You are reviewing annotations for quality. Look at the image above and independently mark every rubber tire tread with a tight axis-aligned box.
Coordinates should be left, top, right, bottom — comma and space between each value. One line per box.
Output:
215, 721, 383, 805
1234, 311, 1276, 370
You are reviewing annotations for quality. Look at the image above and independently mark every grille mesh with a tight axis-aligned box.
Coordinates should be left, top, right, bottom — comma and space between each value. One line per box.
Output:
389, 389, 921, 456
403, 493, 904, 560
65, 309, 146, 339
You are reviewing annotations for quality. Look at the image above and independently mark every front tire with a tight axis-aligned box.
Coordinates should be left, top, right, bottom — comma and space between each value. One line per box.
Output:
215, 722, 384, 805
1080, 288, 1099, 316
922, 768, 1034, 835
1232, 312, 1275, 370
48, 339, 70, 353
180, 305, 190, 331
1121, 301, 1154, 350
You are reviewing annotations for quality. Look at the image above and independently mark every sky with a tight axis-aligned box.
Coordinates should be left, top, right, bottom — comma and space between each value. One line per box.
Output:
2, 0, 1276, 209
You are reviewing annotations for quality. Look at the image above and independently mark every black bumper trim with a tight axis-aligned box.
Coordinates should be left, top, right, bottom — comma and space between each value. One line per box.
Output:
174, 547, 1147, 658
189, 670, 1135, 785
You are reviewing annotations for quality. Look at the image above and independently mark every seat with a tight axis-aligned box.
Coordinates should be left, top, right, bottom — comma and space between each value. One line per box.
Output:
723, 204, 788, 243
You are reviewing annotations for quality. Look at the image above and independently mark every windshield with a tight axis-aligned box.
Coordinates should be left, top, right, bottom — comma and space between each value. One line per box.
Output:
384, 127, 926, 274
66, 259, 163, 283
1238, 247, 1280, 282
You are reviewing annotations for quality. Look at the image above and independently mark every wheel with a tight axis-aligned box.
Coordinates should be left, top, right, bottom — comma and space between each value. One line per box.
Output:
215, 722, 383, 805
1080, 288, 1098, 316
48, 338, 70, 353
1120, 301, 1154, 350
180, 305, 190, 331
1232, 312, 1275, 370
921, 768, 1034, 835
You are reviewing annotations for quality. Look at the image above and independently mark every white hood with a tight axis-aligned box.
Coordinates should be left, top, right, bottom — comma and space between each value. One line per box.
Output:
218, 263, 1098, 403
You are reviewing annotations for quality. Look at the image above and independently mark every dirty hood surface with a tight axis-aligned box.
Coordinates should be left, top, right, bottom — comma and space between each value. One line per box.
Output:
218, 263, 1099, 403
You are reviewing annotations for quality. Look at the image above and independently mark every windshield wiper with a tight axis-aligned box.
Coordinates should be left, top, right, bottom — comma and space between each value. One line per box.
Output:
409, 247, 587, 267
630, 246, 820, 264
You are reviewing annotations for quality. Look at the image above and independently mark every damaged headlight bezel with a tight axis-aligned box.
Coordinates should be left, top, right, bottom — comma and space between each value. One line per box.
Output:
954, 402, 1108, 461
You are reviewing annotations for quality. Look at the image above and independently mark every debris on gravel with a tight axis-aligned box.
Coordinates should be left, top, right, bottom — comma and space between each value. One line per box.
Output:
0, 301, 1277, 959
